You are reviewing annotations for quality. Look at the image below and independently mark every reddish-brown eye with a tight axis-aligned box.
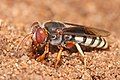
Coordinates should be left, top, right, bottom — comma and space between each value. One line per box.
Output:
32, 28, 47, 45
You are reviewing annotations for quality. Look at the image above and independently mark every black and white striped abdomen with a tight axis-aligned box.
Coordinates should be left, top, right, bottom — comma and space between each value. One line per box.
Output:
75, 36, 108, 49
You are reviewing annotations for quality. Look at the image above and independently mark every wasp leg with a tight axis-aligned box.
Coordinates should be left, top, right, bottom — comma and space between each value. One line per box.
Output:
75, 43, 87, 66
75, 43, 84, 56
36, 43, 49, 61
28, 52, 36, 59
55, 47, 63, 67
28, 44, 36, 59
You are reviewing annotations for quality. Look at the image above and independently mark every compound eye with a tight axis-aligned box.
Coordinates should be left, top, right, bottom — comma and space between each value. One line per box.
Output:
32, 28, 47, 44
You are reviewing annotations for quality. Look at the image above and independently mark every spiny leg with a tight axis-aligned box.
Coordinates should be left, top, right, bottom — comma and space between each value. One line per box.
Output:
55, 47, 63, 67
75, 43, 86, 66
36, 43, 49, 61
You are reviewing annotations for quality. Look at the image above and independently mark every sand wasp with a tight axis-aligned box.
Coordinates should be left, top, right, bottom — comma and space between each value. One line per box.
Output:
16, 21, 110, 66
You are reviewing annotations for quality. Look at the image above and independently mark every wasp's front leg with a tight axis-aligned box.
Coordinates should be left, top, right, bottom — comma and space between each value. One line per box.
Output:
36, 43, 49, 61
28, 43, 37, 59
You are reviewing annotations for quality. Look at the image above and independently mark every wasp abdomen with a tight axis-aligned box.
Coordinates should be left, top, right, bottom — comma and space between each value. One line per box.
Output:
75, 36, 108, 49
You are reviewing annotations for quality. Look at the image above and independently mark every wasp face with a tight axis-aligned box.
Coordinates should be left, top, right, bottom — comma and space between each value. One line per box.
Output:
32, 23, 48, 45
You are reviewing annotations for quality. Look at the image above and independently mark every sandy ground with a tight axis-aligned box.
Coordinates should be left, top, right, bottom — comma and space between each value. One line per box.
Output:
0, 0, 120, 80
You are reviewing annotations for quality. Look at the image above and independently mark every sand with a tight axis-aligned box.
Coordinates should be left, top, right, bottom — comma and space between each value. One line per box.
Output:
0, 0, 120, 80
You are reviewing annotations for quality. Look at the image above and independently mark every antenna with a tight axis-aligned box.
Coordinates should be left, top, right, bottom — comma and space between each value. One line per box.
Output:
16, 33, 32, 52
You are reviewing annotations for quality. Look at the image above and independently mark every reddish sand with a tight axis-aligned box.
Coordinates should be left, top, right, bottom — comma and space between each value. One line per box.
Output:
0, 0, 120, 80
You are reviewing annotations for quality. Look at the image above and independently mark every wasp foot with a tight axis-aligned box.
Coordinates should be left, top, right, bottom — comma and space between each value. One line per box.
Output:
28, 52, 36, 59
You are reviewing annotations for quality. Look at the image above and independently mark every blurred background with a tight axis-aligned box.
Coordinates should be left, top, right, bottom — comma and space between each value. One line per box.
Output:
0, 0, 120, 38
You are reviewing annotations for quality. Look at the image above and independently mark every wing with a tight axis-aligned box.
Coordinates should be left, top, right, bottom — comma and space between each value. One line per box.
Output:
62, 22, 110, 37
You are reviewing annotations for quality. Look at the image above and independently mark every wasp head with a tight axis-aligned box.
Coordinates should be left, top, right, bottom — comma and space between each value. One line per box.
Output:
31, 22, 48, 45
16, 22, 48, 52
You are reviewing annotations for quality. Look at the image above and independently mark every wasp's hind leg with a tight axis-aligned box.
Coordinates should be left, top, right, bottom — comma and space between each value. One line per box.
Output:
75, 43, 87, 66
75, 43, 84, 56
36, 43, 49, 61
55, 47, 64, 67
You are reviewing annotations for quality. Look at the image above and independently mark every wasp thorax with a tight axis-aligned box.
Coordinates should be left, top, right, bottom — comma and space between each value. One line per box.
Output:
32, 27, 48, 45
